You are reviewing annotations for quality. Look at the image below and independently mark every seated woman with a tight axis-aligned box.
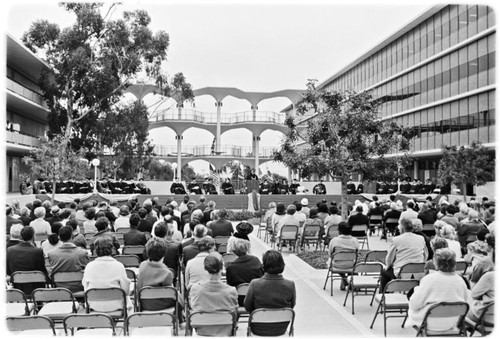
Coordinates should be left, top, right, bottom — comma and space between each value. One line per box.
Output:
423, 237, 448, 275
440, 223, 463, 259
82, 237, 132, 313
244, 250, 296, 336
189, 256, 238, 336
185, 236, 221, 289
328, 221, 359, 290
300, 208, 323, 249
137, 238, 174, 311
408, 248, 471, 329
227, 221, 253, 254
466, 249, 494, 324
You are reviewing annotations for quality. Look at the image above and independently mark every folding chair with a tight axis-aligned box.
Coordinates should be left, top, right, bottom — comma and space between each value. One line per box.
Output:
122, 245, 146, 257
364, 250, 388, 266
264, 216, 274, 243
125, 311, 177, 336
369, 214, 383, 236
466, 301, 494, 336
299, 224, 321, 251
63, 313, 116, 336
115, 227, 130, 234
5, 288, 33, 316
236, 283, 250, 320
215, 236, 230, 254
322, 224, 339, 251
84, 287, 128, 323
278, 225, 299, 252
32, 287, 80, 323
137, 286, 178, 321
414, 301, 469, 336
222, 252, 238, 268
455, 261, 469, 276
397, 262, 425, 281
323, 249, 358, 296
343, 262, 383, 314
115, 233, 125, 247
370, 279, 419, 337
115, 254, 141, 276
186, 310, 237, 336
10, 270, 49, 299
51, 271, 85, 298
6, 315, 56, 335
247, 308, 295, 336
126, 268, 138, 311
257, 214, 268, 239
352, 224, 370, 250
383, 218, 399, 239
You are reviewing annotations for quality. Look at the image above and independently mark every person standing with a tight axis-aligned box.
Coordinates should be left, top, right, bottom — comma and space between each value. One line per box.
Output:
313, 179, 327, 194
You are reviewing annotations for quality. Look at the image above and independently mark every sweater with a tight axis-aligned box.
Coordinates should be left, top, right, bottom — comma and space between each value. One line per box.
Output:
136, 260, 174, 310
408, 271, 470, 328
470, 271, 494, 319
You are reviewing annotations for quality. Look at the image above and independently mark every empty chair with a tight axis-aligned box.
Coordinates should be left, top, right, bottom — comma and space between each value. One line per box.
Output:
299, 223, 321, 251
369, 214, 383, 235
343, 262, 383, 314
351, 224, 370, 250
322, 224, 339, 251
125, 311, 177, 336
63, 313, 116, 336
370, 279, 419, 337
10, 270, 49, 299
186, 310, 237, 336
364, 250, 388, 266
466, 301, 494, 336
414, 301, 469, 336
236, 283, 251, 319
384, 218, 400, 239
323, 249, 358, 296
32, 287, 80, 323
277, 225, 299, 252
6, 315, 56, 335
247, 308, 295, 336
257, 215, 267, 239
5, 288, 33, 316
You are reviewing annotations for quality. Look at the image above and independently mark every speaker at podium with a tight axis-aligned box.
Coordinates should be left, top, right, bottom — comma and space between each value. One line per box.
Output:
246, 180, 260, 194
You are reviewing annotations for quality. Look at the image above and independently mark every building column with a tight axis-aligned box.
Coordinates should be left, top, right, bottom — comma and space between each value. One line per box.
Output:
287, 167, 292, 182
177, 102, 183, 119
251, 105, 257, 121
215, 101, 222, 153
253, 135, 260, 172
413, 160, 419, 180
176, 134, 183, 179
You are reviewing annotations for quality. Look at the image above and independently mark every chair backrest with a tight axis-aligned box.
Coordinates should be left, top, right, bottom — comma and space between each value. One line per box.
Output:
478, 302, 495, 334
351, 224, 368, 237
217, 243, 228, 254
6, 289, 30, 316
248, 308, 295, 336
364, 250, 387, 264
32, 287, 76, 311
398, 262, 425, 280
331, 250, 358, 270
222, 252, 238, 267
280, 225, 299, 240
326, 224, 339, 238
63, 313, 116, 335
236, 283, 250, 298
115, 227, 130, 234
6, 315, 55, 334
455, 261, 469, 275
84, 287, 127, 316
266, 217, 273, 232
353, 262, 383, 275
125, 312, 176, 335
369, 215, 383, 223
383, 279, 419, 294
126, 268, 137, 282
138, 286, 178, 312
114, 254, 141, 268
122, 245, 145, 256
385, 218, 399, 225
214, 236, 230, 245
302, 224, 321, 238
187, 311, 237, 336
11, 270, 47, 285
419, 301, 469, 336
52, 271, 84, 288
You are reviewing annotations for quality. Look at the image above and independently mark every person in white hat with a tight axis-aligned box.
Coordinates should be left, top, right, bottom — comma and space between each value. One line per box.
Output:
301, 198, 310, 218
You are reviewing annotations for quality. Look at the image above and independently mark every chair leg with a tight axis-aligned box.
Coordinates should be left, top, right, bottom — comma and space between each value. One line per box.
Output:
370, 302, 381, 329
343, 282, 350, 307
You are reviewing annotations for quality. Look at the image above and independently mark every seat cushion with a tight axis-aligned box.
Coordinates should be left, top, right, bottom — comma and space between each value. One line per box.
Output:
38, 301, 78, 318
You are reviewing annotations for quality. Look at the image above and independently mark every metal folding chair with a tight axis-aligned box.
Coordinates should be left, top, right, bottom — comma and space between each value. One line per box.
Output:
322, 224, 339, 251
414, 301, 469, 336
364, 250, 388, 266
125, 311, 177, 336
10, 270, 49, 299
465, 301, 494, 336
384, 218, 399, 239
278, 225, 299, 252
63, 313, 116, 336
369, 214, 383, 235
351, 224, 370, 250
6, 315, 56, 335
343, 262, 383, 314
122, 245, 146, 257
299, 224, 321, 251
222, 252, 238, 268
236, 283, 251, 320
370, 279, 419, 337
247, 308, 295, 336
215, 236, 231, 254
32, 287, 79, 323
5, 288, 33, 316
84, 287, 128, 322
397, 262, 425, 281
323, 249, 358, 296
186, 310, 237, 336
51, 271, 85, 298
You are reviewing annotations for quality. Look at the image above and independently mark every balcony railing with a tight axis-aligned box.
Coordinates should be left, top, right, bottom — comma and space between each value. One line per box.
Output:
153, 144, 277, 158
5, 130, 41, 148
7, 78, 47, 107
150, 109, 286, 125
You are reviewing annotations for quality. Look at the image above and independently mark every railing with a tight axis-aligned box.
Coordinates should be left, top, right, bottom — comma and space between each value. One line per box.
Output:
5, 130, 41, 148
153, 144, 277, 158
150, 109, 286, 125
6, 78, 47, 108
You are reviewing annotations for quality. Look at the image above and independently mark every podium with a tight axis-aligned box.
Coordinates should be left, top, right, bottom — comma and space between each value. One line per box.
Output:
246, 180, 260, 194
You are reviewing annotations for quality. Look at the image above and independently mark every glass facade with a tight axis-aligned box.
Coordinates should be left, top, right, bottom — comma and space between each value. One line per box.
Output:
322, 4, 495, 157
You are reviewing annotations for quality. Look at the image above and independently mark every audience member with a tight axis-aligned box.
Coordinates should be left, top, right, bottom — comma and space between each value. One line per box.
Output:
7, 223, 23, 248
328, 221, 359, 290
123, 213, 148, 246
185, 236, 220, 289
423, 237, 448, 275
227, 221, 253, 254
89, 217, 120, 256
439, 224, 463, 259
207, 209, 233, 237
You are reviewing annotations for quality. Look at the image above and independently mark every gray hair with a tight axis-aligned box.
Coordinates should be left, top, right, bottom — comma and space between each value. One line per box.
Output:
433, 248, 456, 273
232, 238, 251, 256
34, 206, 46, 218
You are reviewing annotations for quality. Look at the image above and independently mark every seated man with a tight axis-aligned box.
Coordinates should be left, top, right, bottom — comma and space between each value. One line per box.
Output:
170, 177, 187, 195
221, 178, 235, 195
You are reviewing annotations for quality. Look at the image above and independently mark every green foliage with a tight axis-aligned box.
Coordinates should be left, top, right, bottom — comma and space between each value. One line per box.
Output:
438, 141, 495, 191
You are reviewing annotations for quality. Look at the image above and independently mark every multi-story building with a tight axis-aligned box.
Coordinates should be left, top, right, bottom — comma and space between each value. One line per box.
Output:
293, 4, 495, 192
5, 34, 50, 193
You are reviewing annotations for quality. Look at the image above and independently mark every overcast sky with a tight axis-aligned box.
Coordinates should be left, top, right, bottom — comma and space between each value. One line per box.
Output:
5, 0, 463, 174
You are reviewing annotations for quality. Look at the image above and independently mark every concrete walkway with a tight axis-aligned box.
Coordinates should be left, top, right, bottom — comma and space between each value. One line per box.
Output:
246, 227, 417, 338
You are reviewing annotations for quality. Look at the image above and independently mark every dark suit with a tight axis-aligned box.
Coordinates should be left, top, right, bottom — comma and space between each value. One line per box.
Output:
6, 216, 22, 235
123, 228, 148, 246
347, 213, 369, 227
208, 220, 234, 237
7, 242, 48, 295
182, 241, 200, 265
226, 255, 264, 305
138, 219, 153, 233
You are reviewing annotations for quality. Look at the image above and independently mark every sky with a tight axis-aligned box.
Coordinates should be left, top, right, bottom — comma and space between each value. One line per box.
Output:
4, 0, 450, 175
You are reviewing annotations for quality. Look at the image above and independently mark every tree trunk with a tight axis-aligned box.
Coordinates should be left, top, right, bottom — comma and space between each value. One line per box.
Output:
51, 179, 56, 205
341, 173, 348, 221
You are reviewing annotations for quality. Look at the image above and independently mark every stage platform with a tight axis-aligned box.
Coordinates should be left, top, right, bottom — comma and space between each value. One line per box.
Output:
6, 191, 444, 211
